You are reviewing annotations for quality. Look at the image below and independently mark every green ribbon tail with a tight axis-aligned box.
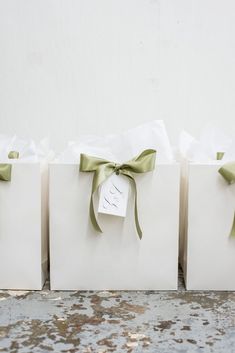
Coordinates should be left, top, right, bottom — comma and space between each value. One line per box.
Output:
89, 194, 102, 233
122, 171, 142, 239
133, 178, 142, 240
229, 212, 235, 238
218, 157, 235, 238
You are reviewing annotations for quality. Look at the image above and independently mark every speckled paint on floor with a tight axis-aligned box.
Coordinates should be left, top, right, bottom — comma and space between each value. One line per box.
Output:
0, 271, 235, 353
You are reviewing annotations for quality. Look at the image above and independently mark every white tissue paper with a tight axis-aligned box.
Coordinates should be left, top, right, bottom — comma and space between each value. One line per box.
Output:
179, 126, 235, 290
0, 135, 54, 162
56, 120, 174, 163
0, 135, 53, 289
50, 121, 180, 290
179, 125, 232, 162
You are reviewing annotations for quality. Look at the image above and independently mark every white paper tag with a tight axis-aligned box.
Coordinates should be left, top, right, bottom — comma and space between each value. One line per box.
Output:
98, 174, 130, 217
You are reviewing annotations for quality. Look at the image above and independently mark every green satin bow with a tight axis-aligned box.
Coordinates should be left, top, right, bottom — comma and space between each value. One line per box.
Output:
0, 151, 19, 181
218, 153, 235, 237
79, 149, 156, 239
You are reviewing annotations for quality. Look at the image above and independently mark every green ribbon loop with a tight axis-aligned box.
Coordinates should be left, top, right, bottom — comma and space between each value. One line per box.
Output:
0, 151, 19, 182
218, 154, 235, 237
79, 149, 156, 239
8, 151, 19, 159
216, 152, 225, 161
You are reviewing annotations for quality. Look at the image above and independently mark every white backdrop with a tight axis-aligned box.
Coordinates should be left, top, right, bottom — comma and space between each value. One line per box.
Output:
1, 0, 235, 151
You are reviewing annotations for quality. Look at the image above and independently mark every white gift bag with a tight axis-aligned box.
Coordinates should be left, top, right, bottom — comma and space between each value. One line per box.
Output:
0, 136, 52, 290
179, 127, 235, 290
50, 121, 180, 290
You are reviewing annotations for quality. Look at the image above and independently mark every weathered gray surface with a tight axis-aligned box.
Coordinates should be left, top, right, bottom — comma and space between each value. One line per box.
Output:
0, 272, 235, 353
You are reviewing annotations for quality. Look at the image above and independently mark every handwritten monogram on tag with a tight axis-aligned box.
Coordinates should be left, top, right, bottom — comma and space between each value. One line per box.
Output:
98, 174, 130, 217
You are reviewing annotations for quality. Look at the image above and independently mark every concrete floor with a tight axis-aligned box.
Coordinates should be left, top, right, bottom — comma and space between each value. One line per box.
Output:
0, 271, 235, 353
